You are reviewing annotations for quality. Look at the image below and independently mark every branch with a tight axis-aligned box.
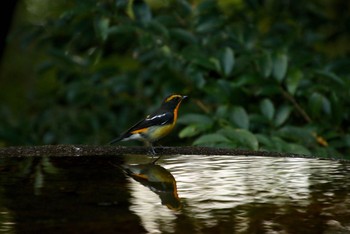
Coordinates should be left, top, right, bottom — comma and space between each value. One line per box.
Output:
279, 86, 312, 123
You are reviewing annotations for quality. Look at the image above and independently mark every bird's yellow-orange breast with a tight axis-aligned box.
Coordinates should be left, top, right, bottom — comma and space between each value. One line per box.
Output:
173, 100, 183, 123
149, 101, 183, 141
149, 124, 175, 141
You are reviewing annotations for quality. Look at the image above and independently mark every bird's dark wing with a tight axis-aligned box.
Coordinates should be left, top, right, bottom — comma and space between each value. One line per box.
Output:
109, 111, 174, 144
129, 111, 174, 132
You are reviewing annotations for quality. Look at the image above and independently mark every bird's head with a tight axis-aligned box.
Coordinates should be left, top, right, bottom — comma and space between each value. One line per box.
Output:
161, 94, 187, 110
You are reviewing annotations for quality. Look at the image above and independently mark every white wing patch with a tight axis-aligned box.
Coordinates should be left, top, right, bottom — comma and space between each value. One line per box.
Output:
147, 113, 167, 121
146, 113, 170, 125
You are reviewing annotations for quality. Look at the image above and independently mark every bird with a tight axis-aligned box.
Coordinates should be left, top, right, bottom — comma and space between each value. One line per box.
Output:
109, 94, 187, 154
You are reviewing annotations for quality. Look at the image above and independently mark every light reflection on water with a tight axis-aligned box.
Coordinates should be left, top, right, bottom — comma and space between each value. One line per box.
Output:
125, 155, 350, 233
0, 208, 15, 234
1, 155, 350, 233
129, 179, 178, 234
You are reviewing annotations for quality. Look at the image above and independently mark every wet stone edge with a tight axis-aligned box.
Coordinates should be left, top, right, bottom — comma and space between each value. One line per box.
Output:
0, 145, 347, 162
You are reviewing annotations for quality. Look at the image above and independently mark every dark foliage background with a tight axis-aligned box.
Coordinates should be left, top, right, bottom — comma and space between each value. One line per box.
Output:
1, 0, 350, 158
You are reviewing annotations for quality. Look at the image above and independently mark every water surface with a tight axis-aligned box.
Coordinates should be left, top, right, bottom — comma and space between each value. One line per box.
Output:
0, 155, 350, 233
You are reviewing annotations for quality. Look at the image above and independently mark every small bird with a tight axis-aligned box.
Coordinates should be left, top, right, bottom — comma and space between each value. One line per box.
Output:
109, 94, 187, 154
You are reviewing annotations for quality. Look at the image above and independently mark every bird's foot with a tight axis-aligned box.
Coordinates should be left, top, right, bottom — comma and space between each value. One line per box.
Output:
152, 155, 162, 164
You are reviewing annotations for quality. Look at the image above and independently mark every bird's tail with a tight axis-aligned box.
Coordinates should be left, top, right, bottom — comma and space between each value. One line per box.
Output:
108, 136, 123, 145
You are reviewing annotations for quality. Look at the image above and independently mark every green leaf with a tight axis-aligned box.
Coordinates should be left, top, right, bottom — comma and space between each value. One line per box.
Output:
286, 69, 303, 95
274, 105, 292, 127
256, 134, 273, 148
179, 125, 203, 138
177, 114, 213, 125
231, 106, 249, 129
308, 92, 323, 116
256, 83, 280, 96
193, 133, 230, 145
108, 25, 136, 34
270, 136, 289, 152
237, 129, 259, 150
221, 47, 235, 77
277, 126, 314, 145
260, 99, 275, 120
94, 17, 110, 41
160, 45, 171, 56
169, 28, 197, 44
188, 71, 206, 89
216, 105, 229, 119
220, 128, 259, 150
259, 50, 272, 78
273, 53, 288, 82
132, 1, 152, 23
148, 20, 169, 38
196, 18, 221, 33
315, 70, 345, 85
182, 48, 216, 70
177, 0, 192, 16
309, 92, 332, 116
344, 134, 350, 147
322, 95, 331, 115
217, 80, 232, 96
285, 143, 311, 155
209, 57, 221, 73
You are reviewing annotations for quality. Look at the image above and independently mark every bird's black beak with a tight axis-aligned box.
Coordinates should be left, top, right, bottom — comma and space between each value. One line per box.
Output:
182, 95, 188, 100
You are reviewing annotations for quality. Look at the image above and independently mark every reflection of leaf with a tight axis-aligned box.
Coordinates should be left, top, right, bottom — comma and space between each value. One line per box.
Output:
34, 164, 44, 195
42, 157, 59, 174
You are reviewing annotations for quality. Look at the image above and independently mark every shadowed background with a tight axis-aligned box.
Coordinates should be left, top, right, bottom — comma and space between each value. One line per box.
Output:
1, 0, 350, 158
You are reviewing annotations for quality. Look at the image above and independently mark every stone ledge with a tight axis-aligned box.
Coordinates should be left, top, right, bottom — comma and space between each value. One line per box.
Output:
0, 145, 345, 161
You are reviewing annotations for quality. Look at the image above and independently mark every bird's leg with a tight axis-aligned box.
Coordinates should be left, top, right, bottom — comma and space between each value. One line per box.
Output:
150, 142, 162, 163
150, 144, 156, 156
152, 155, 162, 164
143, 140, 156, 156
146, 141, 156, 156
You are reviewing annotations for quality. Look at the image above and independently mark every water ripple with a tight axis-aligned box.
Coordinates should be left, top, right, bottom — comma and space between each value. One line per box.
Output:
127, 155, 350, 233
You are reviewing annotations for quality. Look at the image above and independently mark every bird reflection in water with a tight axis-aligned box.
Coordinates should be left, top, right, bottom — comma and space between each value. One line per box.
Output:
121, 163, 182, 211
